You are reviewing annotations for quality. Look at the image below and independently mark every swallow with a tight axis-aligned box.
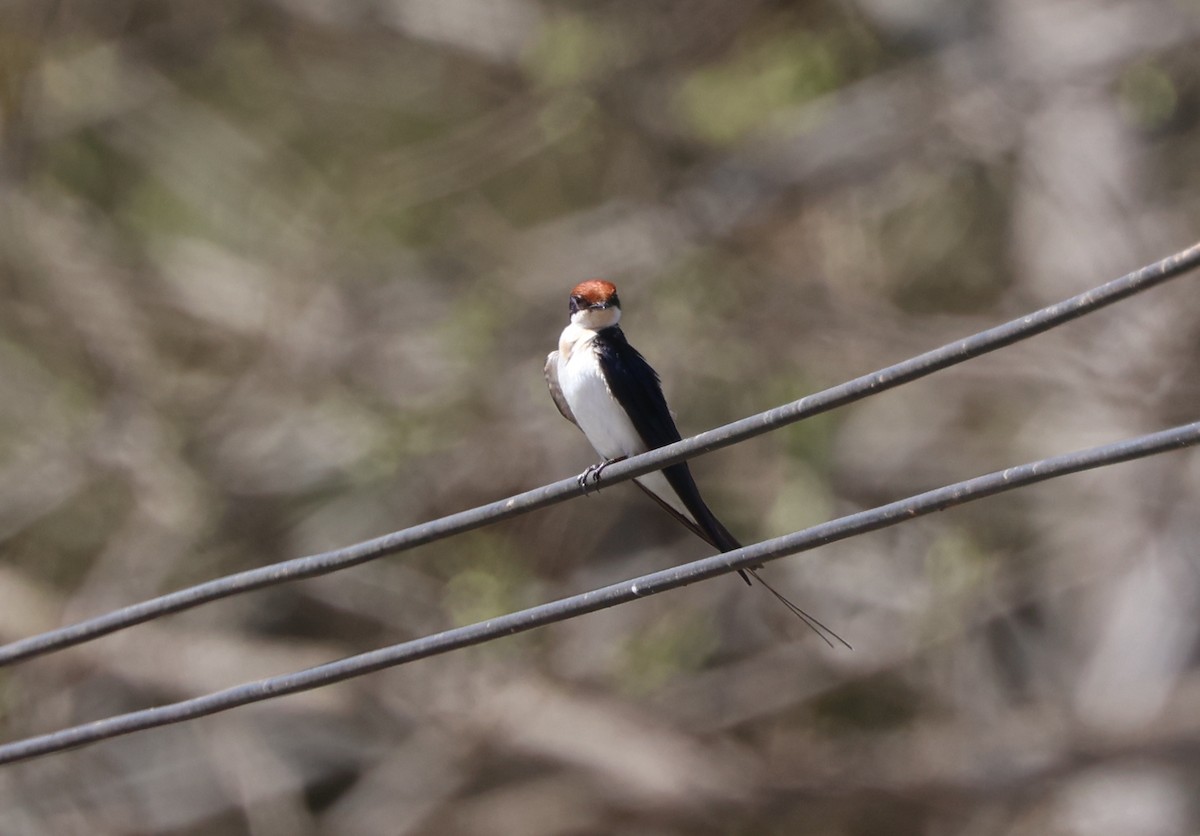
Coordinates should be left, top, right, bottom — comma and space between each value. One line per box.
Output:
545, 280, 847, 647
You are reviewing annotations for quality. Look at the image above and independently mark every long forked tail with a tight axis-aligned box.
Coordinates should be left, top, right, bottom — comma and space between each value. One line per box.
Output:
743, 568, 852, 650
633, 469, 851, 648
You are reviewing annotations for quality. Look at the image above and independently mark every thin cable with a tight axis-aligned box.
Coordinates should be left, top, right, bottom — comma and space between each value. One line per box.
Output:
1, 242, 1197, 667
0, 421, 1197, 766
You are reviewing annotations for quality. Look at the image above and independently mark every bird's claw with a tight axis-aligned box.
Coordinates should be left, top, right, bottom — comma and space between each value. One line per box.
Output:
576, 456, 626, 495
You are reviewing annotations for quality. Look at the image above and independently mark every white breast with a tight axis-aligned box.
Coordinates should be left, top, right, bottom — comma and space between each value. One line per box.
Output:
557, 325, 646, 461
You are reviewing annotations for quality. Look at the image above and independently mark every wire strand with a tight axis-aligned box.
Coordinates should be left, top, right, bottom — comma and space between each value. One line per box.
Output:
0, 241, 1197, 667
1, 420, 1196, 765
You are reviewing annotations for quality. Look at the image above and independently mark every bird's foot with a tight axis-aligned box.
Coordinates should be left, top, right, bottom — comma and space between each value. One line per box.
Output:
577, 456, 627, 494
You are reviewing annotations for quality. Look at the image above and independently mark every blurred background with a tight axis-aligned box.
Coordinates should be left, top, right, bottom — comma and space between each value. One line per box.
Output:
1, 0, 1199, 833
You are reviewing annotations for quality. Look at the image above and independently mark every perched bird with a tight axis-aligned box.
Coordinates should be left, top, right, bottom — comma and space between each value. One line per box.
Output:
545, 280, 847, 647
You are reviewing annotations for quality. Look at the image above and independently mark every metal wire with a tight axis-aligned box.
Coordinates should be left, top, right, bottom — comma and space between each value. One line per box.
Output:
0, 240, 1196, 668
1, 420, 1197, 765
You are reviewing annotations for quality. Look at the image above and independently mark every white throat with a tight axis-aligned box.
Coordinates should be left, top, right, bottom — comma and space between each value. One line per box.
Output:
570, 306, 621, 331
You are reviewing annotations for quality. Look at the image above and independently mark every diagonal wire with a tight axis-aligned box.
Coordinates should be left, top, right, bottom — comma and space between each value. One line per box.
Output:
0, 241, 1197, 668
1, 420, 1197, 766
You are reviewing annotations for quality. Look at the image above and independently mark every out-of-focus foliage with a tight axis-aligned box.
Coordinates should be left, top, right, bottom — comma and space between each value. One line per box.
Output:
1, 0, 1198, 833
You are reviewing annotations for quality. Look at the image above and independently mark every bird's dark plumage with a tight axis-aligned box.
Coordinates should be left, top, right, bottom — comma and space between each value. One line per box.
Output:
592, 325, 751, 579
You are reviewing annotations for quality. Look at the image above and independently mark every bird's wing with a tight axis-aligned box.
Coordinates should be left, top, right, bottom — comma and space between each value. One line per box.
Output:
590, 329, 677, 450
594, 327, 743, 554
590, 335, 841, 639
544, 351, 577, 426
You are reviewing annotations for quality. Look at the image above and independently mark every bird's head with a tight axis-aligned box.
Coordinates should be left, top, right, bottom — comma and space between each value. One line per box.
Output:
568, 279, 622, 330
